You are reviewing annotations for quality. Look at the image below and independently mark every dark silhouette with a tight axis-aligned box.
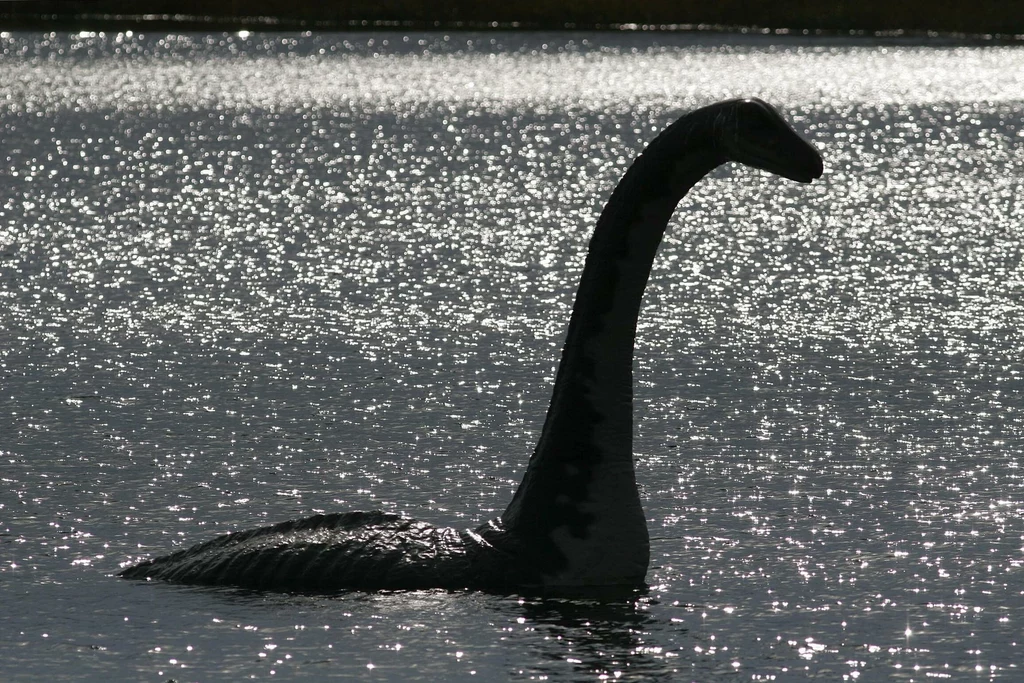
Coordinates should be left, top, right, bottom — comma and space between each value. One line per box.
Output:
120, 98, 823, 594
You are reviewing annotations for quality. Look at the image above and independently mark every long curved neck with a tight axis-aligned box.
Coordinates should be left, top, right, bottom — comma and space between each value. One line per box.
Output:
498, 111, 725, 583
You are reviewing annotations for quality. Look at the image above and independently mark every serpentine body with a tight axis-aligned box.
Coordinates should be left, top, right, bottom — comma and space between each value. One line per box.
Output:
120, 98, 824, 594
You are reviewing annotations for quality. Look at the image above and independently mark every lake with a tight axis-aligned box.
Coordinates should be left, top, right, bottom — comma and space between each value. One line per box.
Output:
2, 29, 1024, 680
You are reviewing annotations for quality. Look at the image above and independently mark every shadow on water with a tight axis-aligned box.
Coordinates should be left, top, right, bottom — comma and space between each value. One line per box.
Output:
515, 593, 681, 681
138, 582, 687, 680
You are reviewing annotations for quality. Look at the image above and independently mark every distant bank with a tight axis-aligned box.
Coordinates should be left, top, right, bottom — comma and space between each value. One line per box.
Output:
1, 0, 1023, 38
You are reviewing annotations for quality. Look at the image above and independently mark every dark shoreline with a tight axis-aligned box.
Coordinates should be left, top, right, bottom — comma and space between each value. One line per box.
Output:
1, 18, 1022, 48
1, 2, 1023, 42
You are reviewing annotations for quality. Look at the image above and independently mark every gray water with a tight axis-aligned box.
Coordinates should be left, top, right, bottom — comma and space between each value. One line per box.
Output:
2, 29, 1024, 680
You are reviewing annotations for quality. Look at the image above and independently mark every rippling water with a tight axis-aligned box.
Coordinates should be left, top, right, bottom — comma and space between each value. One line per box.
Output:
3, 30, 1024, 680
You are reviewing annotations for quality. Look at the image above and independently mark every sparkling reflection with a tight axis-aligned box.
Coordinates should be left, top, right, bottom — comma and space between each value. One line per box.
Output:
2, 30, 1024, 681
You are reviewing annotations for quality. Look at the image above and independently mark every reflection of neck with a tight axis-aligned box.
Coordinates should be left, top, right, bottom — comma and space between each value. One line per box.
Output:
500, 110, 725, 580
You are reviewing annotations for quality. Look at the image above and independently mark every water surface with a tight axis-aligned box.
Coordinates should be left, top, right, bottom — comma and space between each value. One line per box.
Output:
2, 30, 1024, 680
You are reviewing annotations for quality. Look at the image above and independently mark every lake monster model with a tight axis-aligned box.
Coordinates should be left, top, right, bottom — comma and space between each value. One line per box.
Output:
120, 98, 824, 594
